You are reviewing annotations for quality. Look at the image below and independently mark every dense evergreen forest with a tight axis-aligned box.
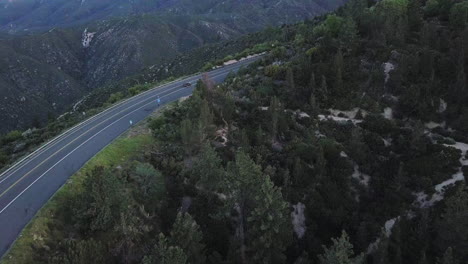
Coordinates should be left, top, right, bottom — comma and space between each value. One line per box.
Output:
14, 0, 468, 263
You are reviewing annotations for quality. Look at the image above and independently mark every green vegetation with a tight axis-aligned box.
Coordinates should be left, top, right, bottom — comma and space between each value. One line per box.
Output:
4, 0, 468, 263
0, 0, 345, 138
0, 0, 346, 33
107, 92, 124, 104
2, 134, 152, 264
0, 131, 23, 144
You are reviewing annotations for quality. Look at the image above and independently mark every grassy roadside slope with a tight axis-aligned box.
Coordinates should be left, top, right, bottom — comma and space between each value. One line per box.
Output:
0, 119, 155, 264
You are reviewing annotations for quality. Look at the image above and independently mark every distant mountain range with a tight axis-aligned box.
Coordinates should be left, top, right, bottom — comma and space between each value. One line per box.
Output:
0, 0, 345, 33
0, 0, 347, 133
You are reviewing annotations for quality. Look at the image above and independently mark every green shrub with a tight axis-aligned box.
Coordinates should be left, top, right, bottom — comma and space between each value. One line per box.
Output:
223, 55, 234, 62
107, 92, 124, 104
128, 84, 152, 96
128, 86, 139, 96
131, 162, 166, 205
202, 62, 215, 72
0, 151, 8, 167
424, 0, 439, 16
306, 47, 319, 56
1, 130, 23, 144
252, 43, 270, 53
439, 137, 456, 145
361, 114, 396, 135
264, 65, 281, 78
271, 46, 286, 58
450, 1, 468, 28
149, 115, 179, 142
463, 166, 468, 177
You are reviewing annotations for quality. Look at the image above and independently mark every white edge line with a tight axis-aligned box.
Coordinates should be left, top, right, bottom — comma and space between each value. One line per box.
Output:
0, 63, 248, 214
0, 76, 198, 186
0, 73, 198, 179
0, 58, 256, 180
0, 86, 188, 215
0, 59, 247, 185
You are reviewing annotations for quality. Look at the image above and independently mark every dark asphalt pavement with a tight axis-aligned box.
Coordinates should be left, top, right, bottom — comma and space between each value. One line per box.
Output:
0, 56, 260, 259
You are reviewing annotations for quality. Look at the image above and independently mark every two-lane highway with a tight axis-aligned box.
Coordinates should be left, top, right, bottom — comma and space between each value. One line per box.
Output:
0, 56, 260, 258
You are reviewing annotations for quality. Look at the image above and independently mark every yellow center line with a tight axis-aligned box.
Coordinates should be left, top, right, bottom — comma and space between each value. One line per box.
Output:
0, 69, 231, 199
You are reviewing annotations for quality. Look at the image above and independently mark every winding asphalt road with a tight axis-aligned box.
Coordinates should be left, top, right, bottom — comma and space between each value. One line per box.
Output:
0, 56, 260, 259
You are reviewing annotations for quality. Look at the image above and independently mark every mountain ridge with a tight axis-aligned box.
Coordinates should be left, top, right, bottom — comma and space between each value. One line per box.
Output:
0, 0, 346, 33
0, 0, 346, 134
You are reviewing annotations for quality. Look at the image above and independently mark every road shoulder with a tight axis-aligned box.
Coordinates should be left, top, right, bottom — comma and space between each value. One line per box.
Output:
0, 106, 164, 264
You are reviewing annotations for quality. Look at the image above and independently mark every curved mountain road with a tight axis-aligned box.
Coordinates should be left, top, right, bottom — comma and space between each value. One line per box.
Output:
0, 56, 260, 258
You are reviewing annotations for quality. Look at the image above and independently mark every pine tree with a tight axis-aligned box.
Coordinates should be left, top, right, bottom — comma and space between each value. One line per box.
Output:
199, 99, 214, 141
113, 206, 151, 263
420, 49, 434, 79
49, 239, 107, 264
454, 64, 466, 102
341, 17, 359, 49
309, 71, 317, 95
418, 251, 428, 264
395, 17, 408, 45
170, 212, 206, 264
315, 143, 327, 181
180, 119, 194, 148
388, 222, 403, 264
318, 75, 329, 104
348, 128, 366, 164
319, 231, 364, 264
293, 157, 306, 185
410, 121, 427, 154
450, 1, 468, 29
131, 162, 165, 210
408, 0, 423, 31
420, 22, 431, 47
239, 128, 250, 151
437, 247, 459, 264
192, 144, 224, 192
269, 96, 282, 140
74, 166, 127, 232
344, 0, 368, 23
407, 211, 430, 262
294, 251, 312, 264
255, 126, 265, 146
334, 49, 345, 96
247, 176, 292, 263
221, 93, 236, 142
372, 232, 390, 264
286, 67, 296, 95
224, 151, 264, 263
310, 94, 319, 115
436, 185, 468, 261
143, 234, 187, 264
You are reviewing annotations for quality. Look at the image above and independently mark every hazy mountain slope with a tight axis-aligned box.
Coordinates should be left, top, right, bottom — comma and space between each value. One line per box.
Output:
79, 26, 286, 110
81, 15, 238, 88
0, 15, 240, 132
0, 0, 168, 32
0, 0, 347, 133
0, 0, 346, 33
0, 29, 85, 130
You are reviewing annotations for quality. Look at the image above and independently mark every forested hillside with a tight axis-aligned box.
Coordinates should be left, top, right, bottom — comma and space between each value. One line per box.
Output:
0, 0, 346, 134
0, 0, 345, 33
4, 0, 468, 263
